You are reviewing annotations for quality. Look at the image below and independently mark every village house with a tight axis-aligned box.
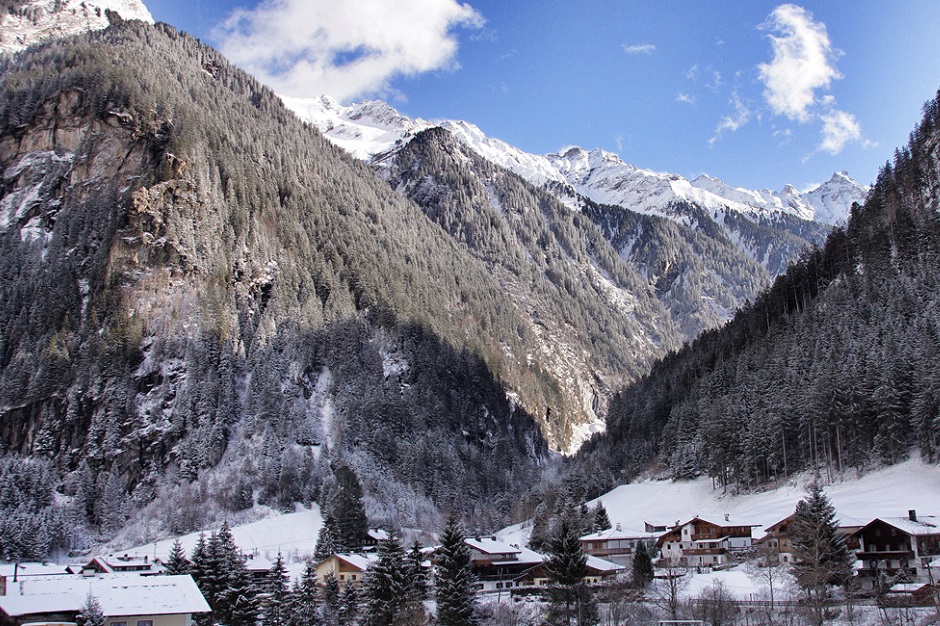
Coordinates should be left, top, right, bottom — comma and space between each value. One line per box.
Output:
67, 555, 162, 576
657, 516, 761, 568
756, 514, 861, 566
464, 537, 544, 592
0, 573, 209, 626
579, 523, 658, 567
854, 510, 940, 589
315, 553, 379, 589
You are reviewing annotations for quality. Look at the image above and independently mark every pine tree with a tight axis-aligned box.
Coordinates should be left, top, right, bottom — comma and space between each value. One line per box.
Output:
361, 536, 410, 626
165, 539, 191, 575
544, 514, 594, 626
76, 592, 105, 626
321, 571, 342, 625
592, 503, 611, 532
790, 483, 854, 626
315, 513, 339, 560
266, 551, 290, 626
338, 580, 359, 625
405, 540, 428, 601
288, 561, 322, 626
435, 514, 476, 626
631, 539, 654, 588
332, 466, 369, 551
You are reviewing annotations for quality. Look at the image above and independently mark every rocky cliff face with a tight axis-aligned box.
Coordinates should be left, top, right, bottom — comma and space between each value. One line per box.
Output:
0, 22, 552, 536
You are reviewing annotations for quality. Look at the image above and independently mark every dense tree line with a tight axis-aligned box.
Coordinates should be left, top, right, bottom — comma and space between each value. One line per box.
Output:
0, 20, 552, 548
575, 89, 940, 496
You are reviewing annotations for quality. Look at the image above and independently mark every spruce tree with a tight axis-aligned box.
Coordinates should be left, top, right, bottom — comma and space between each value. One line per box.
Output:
631, 539, 654, 588
545, 514, 594, 626
321, 571, 342, 625
435, 513, 476, 626
338, 580, 360, 625
266, 551, 290, 626
406, 540, 429, 601
76, 592, 105, 626
332, 466, 369, 551
361, 536, 410, 626
592, 503, 612, 532
790, 483, 854, 626
288, 561, 322, 626
164, 539, 191, 575
315, 513, 339, 560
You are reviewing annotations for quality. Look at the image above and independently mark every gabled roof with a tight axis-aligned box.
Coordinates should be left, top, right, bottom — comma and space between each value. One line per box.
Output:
322, 553, 380, 571
580, 526, 651, 542
873, 516, 940, 536
465, 537, 521, 556
0, 574, 209, 617
585, 555, 624, 574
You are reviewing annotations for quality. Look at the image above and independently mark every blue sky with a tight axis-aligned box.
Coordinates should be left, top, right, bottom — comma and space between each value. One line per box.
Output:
144, 0, 940, 191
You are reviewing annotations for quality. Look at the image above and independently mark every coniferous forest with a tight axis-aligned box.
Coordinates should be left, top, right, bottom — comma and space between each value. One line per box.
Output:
575, 91, 940, 497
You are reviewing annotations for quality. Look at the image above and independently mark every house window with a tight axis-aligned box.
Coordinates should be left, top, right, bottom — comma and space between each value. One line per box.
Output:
110, 622, 128, 626
137, 621, 154, 626
340, 574, 345, 581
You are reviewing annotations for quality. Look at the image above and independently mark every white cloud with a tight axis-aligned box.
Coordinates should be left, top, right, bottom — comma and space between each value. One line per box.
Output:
757, 4, 841, 122
710, 92, 751, 145
819, 109, 861, 154
676, 93, 696, 105
213, 0, 484, 102
622, 43, 656, 55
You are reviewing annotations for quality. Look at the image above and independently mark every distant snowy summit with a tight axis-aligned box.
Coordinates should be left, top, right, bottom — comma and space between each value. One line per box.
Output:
0, 0, 153, 55
289, 95, 869, 227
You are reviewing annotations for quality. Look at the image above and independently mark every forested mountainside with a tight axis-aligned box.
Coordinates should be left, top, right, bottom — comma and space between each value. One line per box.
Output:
0, 21, 564, 555
305, 98, 845, 341
574, 90, 940, 498
380, 127, 682, 444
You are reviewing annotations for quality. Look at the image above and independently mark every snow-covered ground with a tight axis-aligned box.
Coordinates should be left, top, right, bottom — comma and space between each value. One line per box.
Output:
127, 504, 323, 580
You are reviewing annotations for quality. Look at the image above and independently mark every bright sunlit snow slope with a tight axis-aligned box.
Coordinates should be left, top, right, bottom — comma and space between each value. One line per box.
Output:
0, 0, 153, 54
499, 453, 940, 546
290, 96, 869, 226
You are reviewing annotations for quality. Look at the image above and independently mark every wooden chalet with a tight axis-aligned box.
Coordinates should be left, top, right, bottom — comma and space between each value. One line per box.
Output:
657, 516, 761, 568
580, 523, 658, 567
315, 553, 379, 589
463, 537, 543, 592
854, 511, 940, 588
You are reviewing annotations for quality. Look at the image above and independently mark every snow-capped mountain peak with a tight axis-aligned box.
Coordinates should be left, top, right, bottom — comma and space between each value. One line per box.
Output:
0, 0, 153, 55
288, 95, 869, 227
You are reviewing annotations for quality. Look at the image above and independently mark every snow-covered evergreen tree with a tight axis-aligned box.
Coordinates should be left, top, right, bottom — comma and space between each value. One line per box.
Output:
434, 514, 476, 626
361, 536, 411, 626
164, 539, 191, 575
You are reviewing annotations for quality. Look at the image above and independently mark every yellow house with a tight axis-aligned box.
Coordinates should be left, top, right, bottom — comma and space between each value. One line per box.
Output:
315, 553, 379, 588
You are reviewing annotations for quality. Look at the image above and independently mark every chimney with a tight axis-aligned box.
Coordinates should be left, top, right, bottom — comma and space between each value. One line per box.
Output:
616, 523, 621, 532
724, 513, 730, 522
909, 510, 918, 522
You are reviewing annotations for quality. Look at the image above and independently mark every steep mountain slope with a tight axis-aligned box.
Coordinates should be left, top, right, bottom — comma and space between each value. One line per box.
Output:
0, 0, 153, 54
294, 97, 847, 339
0, 21, 566, 549
573, 90, 940, 497
379, 127, 683, 446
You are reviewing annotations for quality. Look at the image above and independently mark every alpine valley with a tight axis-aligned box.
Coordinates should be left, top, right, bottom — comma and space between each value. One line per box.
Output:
2, 0, 938, 569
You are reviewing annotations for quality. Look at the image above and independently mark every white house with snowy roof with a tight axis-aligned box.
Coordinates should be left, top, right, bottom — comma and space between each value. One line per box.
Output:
854, 510, 940, 588
0, 573, 209, 626
580, 523, 660, 567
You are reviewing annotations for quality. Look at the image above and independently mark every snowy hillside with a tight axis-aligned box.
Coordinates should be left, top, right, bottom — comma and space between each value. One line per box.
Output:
0, 0, 153, 54
288, 96, 868, 226
499, 454, 940, 546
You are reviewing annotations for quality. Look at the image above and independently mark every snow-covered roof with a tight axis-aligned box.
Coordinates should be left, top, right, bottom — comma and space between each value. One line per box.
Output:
465, 537, 521, 556
488, 546, 543, 567
368, 528, 390, 542
1, 574, 209, 617
585, 555, 624, 573
876, 516, 939, 536
330, 553, 379, 571
0, 562, 69, 577
580, 526, 650, 541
